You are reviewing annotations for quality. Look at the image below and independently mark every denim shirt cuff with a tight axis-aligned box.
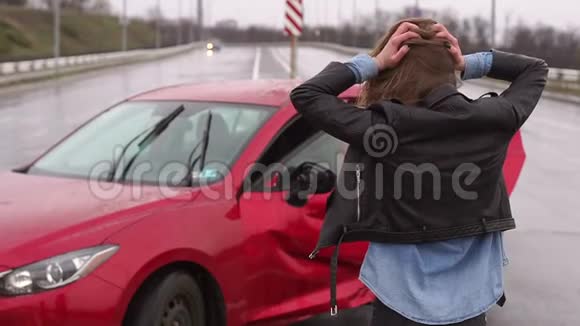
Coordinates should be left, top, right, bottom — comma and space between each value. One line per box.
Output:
345, 54, 380, 84
346, 52, 492, 82
462, 52, 493, 80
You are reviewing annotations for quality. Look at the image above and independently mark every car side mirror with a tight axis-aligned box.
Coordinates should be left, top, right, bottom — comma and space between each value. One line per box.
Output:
286, 162, 336, 207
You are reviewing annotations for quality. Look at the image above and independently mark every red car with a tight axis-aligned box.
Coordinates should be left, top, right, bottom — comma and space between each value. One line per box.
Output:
0, 80, 526, 326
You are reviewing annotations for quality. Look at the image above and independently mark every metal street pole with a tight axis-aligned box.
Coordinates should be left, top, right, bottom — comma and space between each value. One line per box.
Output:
375, 0, 380, 34
491, 0, 496, 48
53, 0, 60, 65
352, 0, 357, 25
188, 0, 194, 43
290, 35, 297, 79
121, 0, 128, 51
352, 0, 357, 46
155, 0, 161, 48
197, 0, 204, 41
177, 0, 183, 45
324, 0, 329, 42
334, 0, 339, 44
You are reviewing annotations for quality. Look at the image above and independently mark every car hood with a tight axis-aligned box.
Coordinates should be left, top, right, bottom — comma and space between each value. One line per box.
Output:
0, 172, 193, 267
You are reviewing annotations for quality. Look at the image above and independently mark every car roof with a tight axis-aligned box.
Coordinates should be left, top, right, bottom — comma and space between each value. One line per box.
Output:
130, 80, 302, 107
129, 80, 362, 108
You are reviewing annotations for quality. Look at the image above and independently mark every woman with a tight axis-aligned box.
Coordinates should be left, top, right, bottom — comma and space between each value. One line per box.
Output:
290, 18, 548, 326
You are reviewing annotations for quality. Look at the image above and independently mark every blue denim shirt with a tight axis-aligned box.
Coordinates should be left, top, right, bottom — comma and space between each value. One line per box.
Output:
345, 52, 508, 325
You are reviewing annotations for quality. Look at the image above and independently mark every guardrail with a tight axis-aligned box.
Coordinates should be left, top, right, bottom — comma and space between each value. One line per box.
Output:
0, 43, 199, 77
303, 42, 580, 84
548, 68, 580, 83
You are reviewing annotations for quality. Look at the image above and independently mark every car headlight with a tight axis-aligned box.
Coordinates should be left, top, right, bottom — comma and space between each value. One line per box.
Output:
0, 245, 118, 296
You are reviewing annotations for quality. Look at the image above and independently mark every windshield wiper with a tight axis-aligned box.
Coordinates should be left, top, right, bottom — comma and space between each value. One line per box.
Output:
108, 105, 185, 182
107, 126, 154, 182
182, 111, 213, 187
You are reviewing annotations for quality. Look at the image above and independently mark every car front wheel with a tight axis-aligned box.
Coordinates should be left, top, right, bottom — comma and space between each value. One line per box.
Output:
125, 271, 206, 326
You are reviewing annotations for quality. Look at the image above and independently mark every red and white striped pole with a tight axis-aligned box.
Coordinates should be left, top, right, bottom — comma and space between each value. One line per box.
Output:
284, 0, 304, 79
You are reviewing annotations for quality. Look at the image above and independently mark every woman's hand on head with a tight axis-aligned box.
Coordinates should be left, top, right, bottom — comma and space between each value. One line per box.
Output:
432, 23, 465, 72
373, 22, 421, 71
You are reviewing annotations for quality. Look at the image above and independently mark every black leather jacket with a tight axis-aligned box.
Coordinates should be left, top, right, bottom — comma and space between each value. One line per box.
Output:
290, 50, 548, 314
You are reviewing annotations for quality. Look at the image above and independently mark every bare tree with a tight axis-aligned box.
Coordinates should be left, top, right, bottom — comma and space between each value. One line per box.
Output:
146, 4, 163, 22
0, 0, 27, 6
89, 0, 111, 15
471, 16, 490, 49
34, 0, 110, 13
38, 0, 90, 11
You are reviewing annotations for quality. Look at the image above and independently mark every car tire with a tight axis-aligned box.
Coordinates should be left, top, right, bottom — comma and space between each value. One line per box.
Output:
125, 271, 206, 326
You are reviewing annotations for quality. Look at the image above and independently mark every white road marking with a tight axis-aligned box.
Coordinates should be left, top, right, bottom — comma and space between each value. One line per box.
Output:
252, 47, 262, 80
270, 48, 293, 76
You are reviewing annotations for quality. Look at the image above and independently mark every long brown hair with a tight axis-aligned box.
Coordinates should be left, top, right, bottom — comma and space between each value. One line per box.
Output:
358, 18, 457, 106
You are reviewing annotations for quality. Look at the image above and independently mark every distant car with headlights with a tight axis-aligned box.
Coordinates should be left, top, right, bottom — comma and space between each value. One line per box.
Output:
0, 80, 527, 326
206, 40, 222, 52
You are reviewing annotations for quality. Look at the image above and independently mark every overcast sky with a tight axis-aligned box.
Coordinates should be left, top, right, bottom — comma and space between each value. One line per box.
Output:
111, 0, 579, 31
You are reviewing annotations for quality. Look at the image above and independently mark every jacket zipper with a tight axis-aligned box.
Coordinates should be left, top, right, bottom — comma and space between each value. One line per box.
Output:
356, 164, 361, 222
309, 165, 361, 260
308, 250, 319, 260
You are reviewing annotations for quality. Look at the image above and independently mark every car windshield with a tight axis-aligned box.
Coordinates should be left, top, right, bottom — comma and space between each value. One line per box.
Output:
27, 101, 274, 186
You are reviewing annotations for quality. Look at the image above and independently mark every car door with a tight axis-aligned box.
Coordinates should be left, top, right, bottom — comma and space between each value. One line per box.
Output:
238, 117, 372, 322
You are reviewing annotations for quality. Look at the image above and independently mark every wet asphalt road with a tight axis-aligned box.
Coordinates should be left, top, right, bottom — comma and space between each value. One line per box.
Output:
1, 45, 579, 325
